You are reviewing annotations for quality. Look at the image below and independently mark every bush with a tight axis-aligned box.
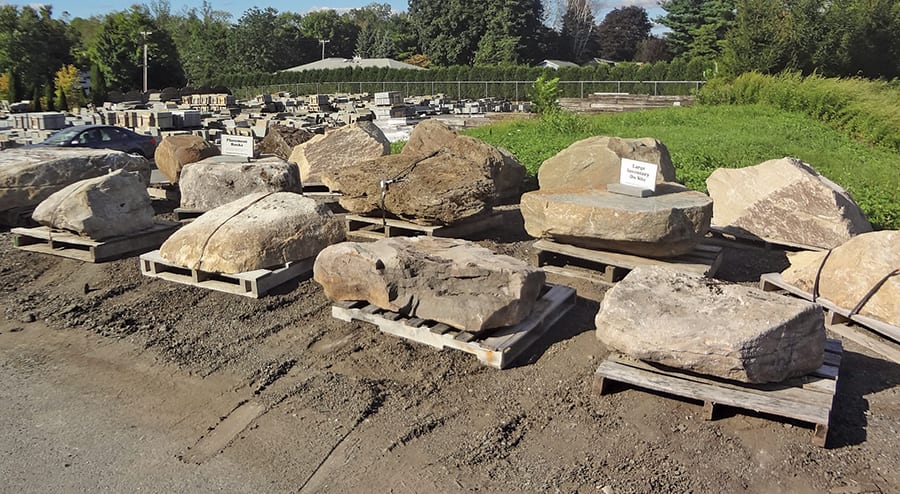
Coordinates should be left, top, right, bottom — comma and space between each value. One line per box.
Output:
530, 75, 560, 115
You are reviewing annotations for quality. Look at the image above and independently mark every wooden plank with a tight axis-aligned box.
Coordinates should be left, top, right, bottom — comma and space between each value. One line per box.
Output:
825, 314, 900, 364
533, 239, 722, 277
12, 223, 179, 263
708, 225, 826, 252
345, 212, 503, 239
174, 208, 206, 221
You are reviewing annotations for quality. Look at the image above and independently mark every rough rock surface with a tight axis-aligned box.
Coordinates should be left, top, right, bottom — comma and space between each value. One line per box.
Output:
326, 120, 527, 225
537, 136, 675, 191
289, 121, 389, 183
32, 170, 155, 240
596, 266, 826, 383
0, 148, 151, 216
259, 124, 315, 161
521, 183, 712, 257
782, 230, 899, 327
314, 236, 545, 332
706, 157, 872, 249
160, 192, 344, 274
154, 135, 219, 183
179, 156, 302, 211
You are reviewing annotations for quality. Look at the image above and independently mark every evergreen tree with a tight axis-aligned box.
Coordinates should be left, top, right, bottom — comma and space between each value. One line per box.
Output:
7, 71, 18, 102
32, 86, 41, 110
657, 0, 735, 59
90, 64, 106, 105
55, 87, 67, 111
44, 81, 54, 110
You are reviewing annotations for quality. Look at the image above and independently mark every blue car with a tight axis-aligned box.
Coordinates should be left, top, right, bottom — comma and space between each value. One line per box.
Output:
37, 125, 158, 158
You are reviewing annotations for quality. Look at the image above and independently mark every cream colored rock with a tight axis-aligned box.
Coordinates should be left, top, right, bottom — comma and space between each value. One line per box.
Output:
596, 266, 826, 383
153, 135, 219, 183
289, 121, 389, 183
178, 156, 302, 210
706, 157, 871, 249
159, 192, 344, 274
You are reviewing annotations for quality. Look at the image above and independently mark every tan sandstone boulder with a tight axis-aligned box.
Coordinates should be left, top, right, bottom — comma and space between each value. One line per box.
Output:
781, 230, 899, 327
596, 266, 826, 384
706, 157, 872, 249
154, 135, 219, 183
537, 136, 676, 191
160, 192, 344, 273
289, 120, 389, 183
314, 236, 545, 332
178, 156, 302, 210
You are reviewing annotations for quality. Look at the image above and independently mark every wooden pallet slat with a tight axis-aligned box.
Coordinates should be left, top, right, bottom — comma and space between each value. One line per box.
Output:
706, 225, 826, 252
345, 211, 505, 239
12, 223, 179, 263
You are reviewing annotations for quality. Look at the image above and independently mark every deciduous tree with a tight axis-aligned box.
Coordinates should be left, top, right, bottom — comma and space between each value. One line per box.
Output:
595, 6, 652, 62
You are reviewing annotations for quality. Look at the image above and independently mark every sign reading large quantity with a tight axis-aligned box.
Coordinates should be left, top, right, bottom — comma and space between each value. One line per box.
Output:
221, 134, 255, 158
619, 158, 658, 191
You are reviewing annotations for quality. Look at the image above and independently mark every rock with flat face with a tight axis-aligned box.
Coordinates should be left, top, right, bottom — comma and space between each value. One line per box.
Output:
706, 157, 872, 249
314, 236, 545, 332
0, 148, 151, 219
154, 135, 219, 183
160, 192, 344, 274
259, 124, 314, 161
178, 156, 302, 211
596, 266, 826, 383
537, 136, 675, 191
521, 183, 712, 257
32, 169, 155, 240
782, 230, 899, 327
289, 121, 389, 183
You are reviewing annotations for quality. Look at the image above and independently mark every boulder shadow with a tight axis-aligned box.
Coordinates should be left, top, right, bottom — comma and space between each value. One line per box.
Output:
713, 245, 791, 283
827, 350, 900, 448
466, 207, 532, 243
506, 294, 599, 369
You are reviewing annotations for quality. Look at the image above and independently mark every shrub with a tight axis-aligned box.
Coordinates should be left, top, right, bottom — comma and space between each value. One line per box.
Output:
530, 74, 560, 115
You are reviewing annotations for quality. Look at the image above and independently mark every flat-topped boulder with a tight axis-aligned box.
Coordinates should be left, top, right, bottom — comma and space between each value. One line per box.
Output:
0, 148, 151, 218
521, 183, 712, 257
782, 230, 899, 327
178, 156, 302, 211
154, 135, 219, 183
160, 192, 344, 274
596, 266, 826, 384
314, 236, 545, 332
537, 136, 675, 191
706, 157, 872, 249
259, 124, 314, 161
289, 121, 389, 183
32, 170, 155, 240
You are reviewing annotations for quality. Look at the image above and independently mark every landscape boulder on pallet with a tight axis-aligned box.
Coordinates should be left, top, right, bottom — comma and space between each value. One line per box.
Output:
596, 266, 826, 384
154, 135, 220, 183
781, 230, 899, 327
706, 157, 872, 249
314, 236, 545, 332
160, 192, 344, 274
259, 124, 315, 162
289, 120, 390, 184
178, 156, 302, 211
537, 136, 676, 191
326, 119, 527, 225
0, 148, 151, 220
31, 169, 156, 240
521, 183, 712, 257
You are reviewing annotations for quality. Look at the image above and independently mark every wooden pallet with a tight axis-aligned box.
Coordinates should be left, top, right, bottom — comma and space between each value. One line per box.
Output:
533, 239, 723, 285
760, 272, 900, 363
706, 225, 825, 252
593, 339, 843, 447
331, 284, 576, 369
12, 222, 179, 262
345, 212, 505, 240
301, 182, 342, 200
147, 182, 179, 201
139, 249, 315, 298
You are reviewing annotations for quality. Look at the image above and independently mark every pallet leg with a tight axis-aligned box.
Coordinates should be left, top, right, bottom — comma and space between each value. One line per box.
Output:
826, 310, 851, 326
703, 401, 718, 421
601, 265, 629, 283
534, 250, 553, 268
593, 375, 614, 395
812, 423, 828, 448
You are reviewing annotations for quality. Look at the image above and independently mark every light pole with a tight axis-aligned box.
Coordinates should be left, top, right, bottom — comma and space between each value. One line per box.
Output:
319, 39, 330, 60
140, 31, 152, 93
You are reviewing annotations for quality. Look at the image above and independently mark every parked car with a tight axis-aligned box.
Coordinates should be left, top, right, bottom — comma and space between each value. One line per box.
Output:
36, 125, 158, 158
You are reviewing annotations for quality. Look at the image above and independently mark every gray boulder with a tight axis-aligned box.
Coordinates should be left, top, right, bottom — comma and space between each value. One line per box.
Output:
160, 192, 344, 274
596, 266, 826, 384
32, 169, 155, 240
314, 236, 545, 332
154, 135, 219, 183
178, 156, 302, 210
289, 121, 389, 183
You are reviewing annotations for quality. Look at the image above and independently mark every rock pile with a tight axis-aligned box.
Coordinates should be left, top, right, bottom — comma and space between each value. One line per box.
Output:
289, 121, 390, 183
178, 156, 302, 211
154, 135, 219, 183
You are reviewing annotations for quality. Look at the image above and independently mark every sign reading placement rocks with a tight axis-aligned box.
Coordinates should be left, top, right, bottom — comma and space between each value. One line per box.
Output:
619, 158, 658, 191
221, 134, 255, 158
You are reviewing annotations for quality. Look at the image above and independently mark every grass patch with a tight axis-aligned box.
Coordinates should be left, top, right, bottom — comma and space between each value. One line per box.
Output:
462, 105, 899, 229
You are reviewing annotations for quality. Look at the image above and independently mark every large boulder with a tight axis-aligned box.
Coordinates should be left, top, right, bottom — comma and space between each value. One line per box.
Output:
0, 148, 151, 217
154, 135, 219, 183
289, 121, 389, 183
160, 192, 344, 274
314, 236, 545, 332
782, 230, 899, 327
32, 170, 155, 240
596, 266, 826, 383
178, 156, 302, 211
259, 124, 314, 161
537, 136, 675, 191
521, 183, 712, 257
706, 157, 872, 249
325, 120, 527, 225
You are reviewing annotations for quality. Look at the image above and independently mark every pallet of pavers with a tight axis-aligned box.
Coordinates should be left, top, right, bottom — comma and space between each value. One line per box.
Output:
593, 339, 843, 447
760, 272, 900, 363
12, 222, 179, 263
705, 225, 826, 252
345, 211, 505, 240
331, 284, 576, 369
139, 250, 315, 298
533, 239, 724, 285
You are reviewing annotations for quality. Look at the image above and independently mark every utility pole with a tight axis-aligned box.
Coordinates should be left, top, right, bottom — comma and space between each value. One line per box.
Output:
319, 39, 330, 60
140, 31, 152, 93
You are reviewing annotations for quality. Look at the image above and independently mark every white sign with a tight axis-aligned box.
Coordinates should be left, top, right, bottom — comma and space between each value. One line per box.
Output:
619, 158, 658, 191
221, 134, 255, 158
